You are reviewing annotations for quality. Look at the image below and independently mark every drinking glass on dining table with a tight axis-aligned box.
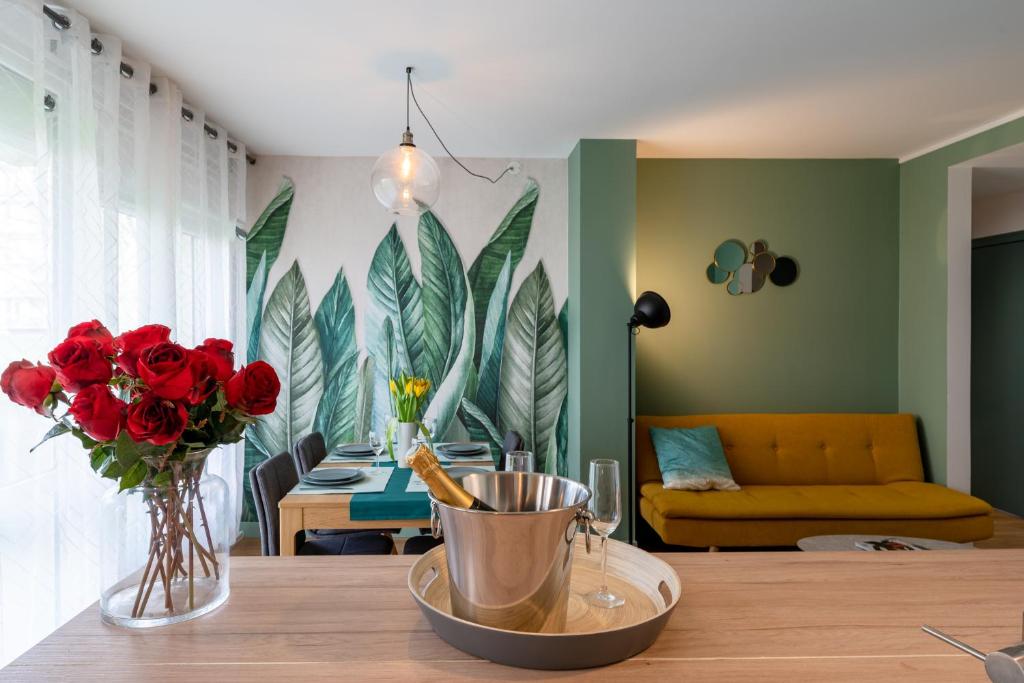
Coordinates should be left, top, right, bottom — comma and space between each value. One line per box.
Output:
586, 458, 624, 608
417, 418, 437, 447
368, 430, 384, 469
504, 450, 535, 472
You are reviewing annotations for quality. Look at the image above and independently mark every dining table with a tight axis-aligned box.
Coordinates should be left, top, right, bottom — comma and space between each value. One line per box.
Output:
6, 548, 1022, 680
278, 441, 496, 556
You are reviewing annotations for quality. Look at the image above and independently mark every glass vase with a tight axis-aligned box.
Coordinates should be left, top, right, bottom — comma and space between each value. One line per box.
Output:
99, 458, 230, 628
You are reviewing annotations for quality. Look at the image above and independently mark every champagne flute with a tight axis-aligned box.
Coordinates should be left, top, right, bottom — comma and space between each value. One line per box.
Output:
368, 430, 383, 469
424, 418, 436, 445
586, 459, 624, 609
504, 450, 535, 473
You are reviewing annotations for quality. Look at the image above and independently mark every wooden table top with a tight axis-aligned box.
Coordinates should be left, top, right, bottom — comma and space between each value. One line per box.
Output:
6, 549, 1022, 681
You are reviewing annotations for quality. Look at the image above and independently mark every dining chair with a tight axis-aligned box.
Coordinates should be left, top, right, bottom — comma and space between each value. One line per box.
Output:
249, 451, 394, 556
293, 431, 398, 537
293, 431, 327, 475
497, 430, 525, 471
402, 535, 444, 555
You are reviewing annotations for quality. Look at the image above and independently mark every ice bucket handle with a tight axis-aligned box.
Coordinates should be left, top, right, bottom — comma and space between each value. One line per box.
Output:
568, 508, 593, 554
430, 500, 443, 539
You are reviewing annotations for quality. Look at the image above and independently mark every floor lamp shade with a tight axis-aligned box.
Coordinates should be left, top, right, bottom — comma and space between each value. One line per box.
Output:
626, 291, 670, 543
630, 291, 671, 329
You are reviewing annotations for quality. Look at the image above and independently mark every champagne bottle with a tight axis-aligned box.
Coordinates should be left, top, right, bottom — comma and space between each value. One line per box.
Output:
407, 445, 497, 511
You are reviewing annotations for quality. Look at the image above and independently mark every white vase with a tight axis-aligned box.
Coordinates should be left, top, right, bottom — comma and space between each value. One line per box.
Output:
396, 421, 417, 467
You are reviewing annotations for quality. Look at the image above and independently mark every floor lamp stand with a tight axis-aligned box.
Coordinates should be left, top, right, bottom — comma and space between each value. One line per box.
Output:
626, 322, 637, 545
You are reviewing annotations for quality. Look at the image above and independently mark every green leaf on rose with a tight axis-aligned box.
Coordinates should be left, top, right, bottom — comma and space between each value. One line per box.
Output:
89, 446, 108, 471
119, 460, 148, 491
101, 464, 122, 480
30, 422, 71, 452
114, 431, 141, 468
71, 428, 99, 449
212, 389, 227, 413
151, 470, 172, 487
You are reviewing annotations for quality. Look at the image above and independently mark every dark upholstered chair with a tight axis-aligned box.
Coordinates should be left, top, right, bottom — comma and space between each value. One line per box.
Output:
403, 535, 444, 555
249, 451, 394, 556
293, 432, 397, 536
293, 431, 328, 475
497, 430, 525, 471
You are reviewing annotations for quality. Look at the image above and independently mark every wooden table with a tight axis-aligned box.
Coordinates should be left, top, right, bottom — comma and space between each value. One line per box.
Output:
279, 452, 493, 556
279, 471, 428, 555
6, 550, 1023, 681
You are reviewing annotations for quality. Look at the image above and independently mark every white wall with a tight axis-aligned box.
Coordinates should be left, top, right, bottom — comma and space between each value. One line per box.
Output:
245, 156, 568, 355
973, 188, 1024, 239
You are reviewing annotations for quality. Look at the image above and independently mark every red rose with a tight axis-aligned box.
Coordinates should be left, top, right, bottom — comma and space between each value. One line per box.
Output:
67, 320, 115, 357
186, 350, 218, 406
194, 338, 234, 382
126, 393, 188, 445
113, 324, 171, 376
1, 360, 57, 415
47, 336, 113, 392
69, 384, 127, 442
137, 342, 193, 400
225, 361, 280, 415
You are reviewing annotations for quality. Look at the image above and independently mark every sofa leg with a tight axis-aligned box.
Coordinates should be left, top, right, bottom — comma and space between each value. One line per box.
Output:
708, 546, 720, 552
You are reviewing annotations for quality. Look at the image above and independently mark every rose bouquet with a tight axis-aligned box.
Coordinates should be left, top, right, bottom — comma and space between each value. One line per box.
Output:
2, 320, 280, 622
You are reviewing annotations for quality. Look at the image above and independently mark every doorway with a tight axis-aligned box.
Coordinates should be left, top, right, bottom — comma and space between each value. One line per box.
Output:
972, 228, 1024, 515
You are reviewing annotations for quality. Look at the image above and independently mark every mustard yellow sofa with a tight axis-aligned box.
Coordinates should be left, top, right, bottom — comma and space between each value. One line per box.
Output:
637, 414, 993, 548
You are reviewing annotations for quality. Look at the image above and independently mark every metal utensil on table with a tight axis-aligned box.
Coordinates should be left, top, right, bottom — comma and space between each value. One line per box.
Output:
923, 622, 1024, 682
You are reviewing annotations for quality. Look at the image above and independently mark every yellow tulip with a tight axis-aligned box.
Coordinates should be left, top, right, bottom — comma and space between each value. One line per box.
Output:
389, 378, 398, 396
404, 379, 413, 396
413, 378, 430, 398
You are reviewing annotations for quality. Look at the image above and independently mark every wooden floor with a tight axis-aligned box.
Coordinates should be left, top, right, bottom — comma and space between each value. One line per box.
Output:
232, 510, 1024, 556
977, 510, 1024, 548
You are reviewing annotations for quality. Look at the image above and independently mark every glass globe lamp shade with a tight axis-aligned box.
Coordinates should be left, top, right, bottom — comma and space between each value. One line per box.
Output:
371, 142, 441, 216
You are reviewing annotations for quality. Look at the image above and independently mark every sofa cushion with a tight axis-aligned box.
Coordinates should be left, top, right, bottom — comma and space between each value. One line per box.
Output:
639, 498, 994, 547
640, 481, 992, 520
649, 425, 740, 491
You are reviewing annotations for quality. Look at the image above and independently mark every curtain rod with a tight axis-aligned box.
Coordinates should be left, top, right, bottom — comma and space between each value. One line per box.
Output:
42, 4, 255, 165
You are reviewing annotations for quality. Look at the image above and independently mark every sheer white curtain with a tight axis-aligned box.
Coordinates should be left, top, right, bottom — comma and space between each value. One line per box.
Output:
0, 0, 247, 665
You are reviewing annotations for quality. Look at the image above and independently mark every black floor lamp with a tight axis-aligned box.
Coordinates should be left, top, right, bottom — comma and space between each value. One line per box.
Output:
627, 291, 671, 544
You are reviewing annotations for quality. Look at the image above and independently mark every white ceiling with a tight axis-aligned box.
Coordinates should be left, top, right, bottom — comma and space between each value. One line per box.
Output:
69, 0, 1024, 160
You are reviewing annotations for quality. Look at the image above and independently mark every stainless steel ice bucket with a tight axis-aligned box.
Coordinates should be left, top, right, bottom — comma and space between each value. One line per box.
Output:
429, 472, 592, 633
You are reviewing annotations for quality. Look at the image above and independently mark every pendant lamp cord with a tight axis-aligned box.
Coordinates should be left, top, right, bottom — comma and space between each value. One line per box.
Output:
405, 67, 513, 185
406, 68, 411, 133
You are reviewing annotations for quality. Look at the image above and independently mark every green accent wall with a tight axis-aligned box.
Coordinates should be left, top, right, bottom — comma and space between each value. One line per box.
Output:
568, 140, 636, 540
899, 116, 1024, 484
636, 159, 900, 416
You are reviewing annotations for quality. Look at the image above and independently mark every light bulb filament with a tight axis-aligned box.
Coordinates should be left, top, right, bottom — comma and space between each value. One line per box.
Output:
400, 152, 412, 180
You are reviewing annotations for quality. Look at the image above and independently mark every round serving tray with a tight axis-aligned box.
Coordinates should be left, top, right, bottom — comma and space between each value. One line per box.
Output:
407, 536, 681, 670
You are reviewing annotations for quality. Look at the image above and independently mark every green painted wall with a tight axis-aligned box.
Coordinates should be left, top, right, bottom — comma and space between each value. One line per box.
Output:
568, 140, 636, 540
899, 116, 1024, 484
635, 159, 900, 417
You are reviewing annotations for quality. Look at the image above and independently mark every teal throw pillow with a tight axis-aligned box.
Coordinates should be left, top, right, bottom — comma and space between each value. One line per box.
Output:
649, 425, 740, 491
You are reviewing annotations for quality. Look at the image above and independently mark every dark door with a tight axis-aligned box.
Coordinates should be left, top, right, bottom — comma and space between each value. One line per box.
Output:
972, 230, 1024, 515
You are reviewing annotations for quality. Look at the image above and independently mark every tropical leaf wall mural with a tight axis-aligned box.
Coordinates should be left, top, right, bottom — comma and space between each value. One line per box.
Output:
242, 173, 567, 525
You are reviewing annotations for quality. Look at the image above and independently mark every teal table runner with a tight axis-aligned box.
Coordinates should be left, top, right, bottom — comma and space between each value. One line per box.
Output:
349, 464, 429, 521
348, 446, 495, 521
